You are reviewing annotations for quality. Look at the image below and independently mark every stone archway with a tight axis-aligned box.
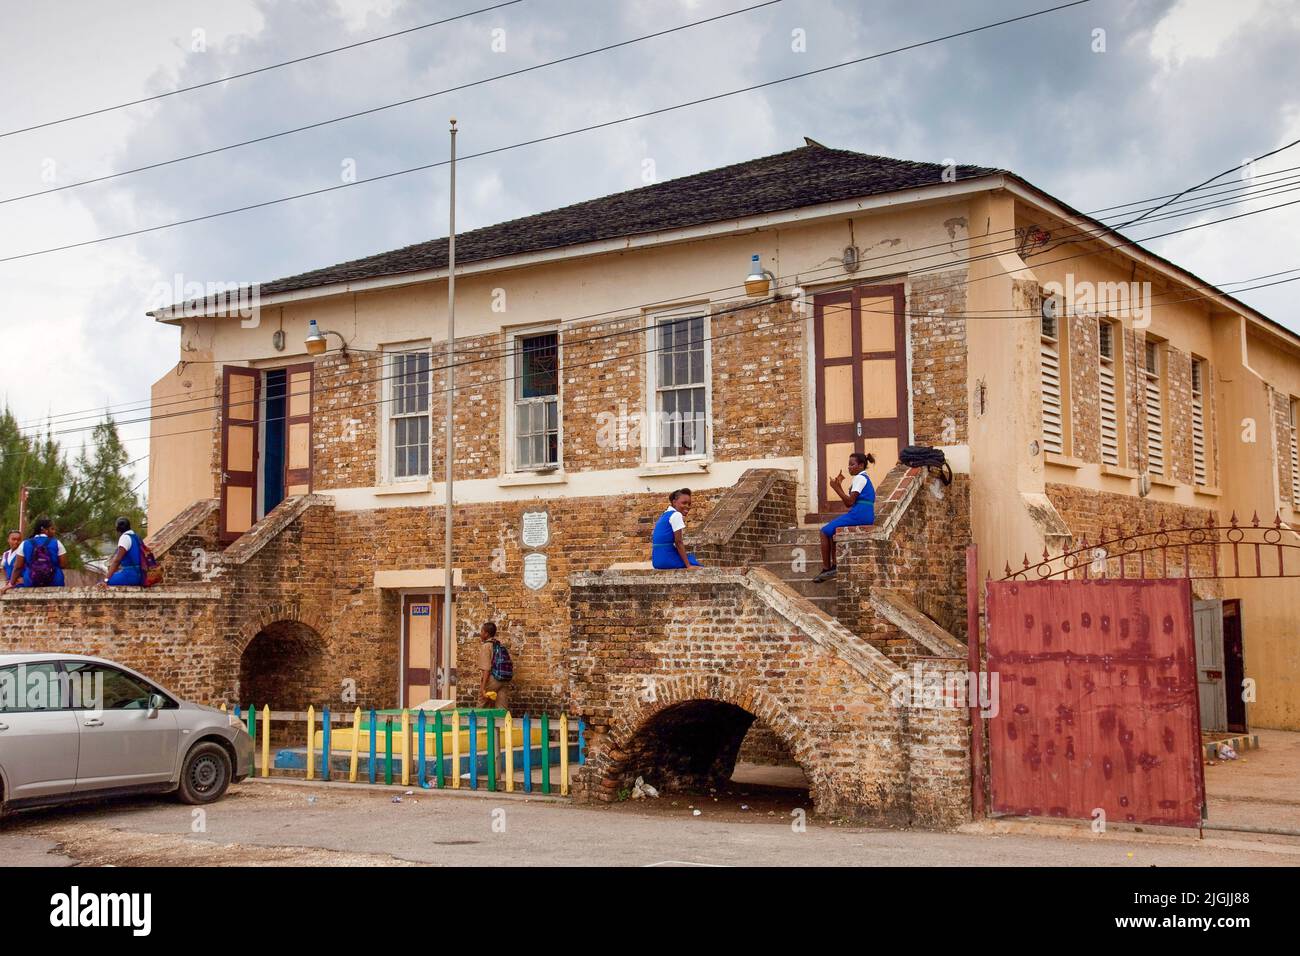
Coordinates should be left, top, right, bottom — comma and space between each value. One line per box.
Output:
238, 619, 329, 710
578, 674, 822, 804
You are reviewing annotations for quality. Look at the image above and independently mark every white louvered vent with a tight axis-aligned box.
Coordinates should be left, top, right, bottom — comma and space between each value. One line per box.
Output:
1099, 322, 1119, 466
1291, 399, 1299, 509
1144, 340, 1164, 477
1191, 360, 1207, 485
1041, 311, 1064, 455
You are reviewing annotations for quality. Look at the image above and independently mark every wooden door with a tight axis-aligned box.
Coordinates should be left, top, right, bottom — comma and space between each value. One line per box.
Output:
813, 285, 908, 512
402, 595, 441, 707
283, 362, 314, 496
219, 367, 260, 543
1194, 598, 1228, 734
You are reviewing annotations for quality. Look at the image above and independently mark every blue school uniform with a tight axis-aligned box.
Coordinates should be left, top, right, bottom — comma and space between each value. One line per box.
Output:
650, 506, 701, 569
106, 532, 144, 587
2, 548, 16, 585
821, 472, 876, 538
20, 535, 65, 587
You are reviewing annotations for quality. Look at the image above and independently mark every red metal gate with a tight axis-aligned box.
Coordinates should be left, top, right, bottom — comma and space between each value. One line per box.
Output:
985, 577, 1205, 828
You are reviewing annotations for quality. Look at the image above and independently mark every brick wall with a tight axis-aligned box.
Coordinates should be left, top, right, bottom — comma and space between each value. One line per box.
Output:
689, 468, 798, 567
567, 568, 970, 827
0, 588, 223, 702
837, 468, 972, 658
1044, 483, 1221, 596
908, 270, 969, 446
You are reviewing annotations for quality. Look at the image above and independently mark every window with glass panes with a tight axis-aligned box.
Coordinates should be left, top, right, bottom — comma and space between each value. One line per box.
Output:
654, 315, 707, 459
514, 332, 559, 470
389, 350, 430, 479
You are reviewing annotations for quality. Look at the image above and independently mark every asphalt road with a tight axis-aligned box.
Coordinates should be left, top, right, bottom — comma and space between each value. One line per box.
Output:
3, 779, 1297, 867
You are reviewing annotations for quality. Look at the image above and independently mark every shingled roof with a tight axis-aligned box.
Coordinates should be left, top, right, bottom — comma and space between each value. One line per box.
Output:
255, 143, 1002, 297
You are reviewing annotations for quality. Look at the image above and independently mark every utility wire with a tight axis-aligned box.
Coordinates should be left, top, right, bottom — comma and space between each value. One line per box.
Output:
0, 0, 526, 138
0, 0, 1093, 265
17, 169, 1300, 433
0, 1, 785, 205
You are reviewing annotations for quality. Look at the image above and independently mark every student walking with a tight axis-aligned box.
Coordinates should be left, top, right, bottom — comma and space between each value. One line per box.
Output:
813, 452, 877, 583
103, 517, 145, 586
478, 621, 514, 713
5, 517, 69, 589
650, 488, 703, 569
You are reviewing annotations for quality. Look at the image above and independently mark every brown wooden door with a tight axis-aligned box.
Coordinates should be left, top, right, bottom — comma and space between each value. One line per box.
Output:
402, 594, 441, 707
813, 285, 908, 512
219, 366, 260, 543
283, 363, 314, 496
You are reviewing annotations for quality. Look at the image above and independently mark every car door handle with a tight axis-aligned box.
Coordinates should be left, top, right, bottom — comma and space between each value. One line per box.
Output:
0, 722, 8, 731
82, 717, 104, 727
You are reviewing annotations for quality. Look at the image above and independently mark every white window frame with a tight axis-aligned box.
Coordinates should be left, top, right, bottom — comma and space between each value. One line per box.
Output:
505, 326, 562, 473
381, 343, 432, 483
644, 306, 712, 464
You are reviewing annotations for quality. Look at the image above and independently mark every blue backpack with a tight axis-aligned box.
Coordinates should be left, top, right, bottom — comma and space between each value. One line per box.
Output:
26, 537, 58, 587
490, 641, 514, 682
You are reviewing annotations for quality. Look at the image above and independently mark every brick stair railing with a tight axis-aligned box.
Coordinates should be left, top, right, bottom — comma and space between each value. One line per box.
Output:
146, 498, 218, 560
219, 494, 335, 567
687, 467, 798, 567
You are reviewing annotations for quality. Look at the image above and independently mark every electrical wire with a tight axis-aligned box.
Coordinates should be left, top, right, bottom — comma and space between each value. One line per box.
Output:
0, 0, 1094, 265
0, 0, 526, 138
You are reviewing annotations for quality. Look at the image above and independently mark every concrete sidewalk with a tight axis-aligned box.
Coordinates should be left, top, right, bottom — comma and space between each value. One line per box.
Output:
1203, 728, 1300, 835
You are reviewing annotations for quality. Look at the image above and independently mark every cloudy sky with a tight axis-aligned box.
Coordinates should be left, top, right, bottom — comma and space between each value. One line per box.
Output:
1, 0, 1298, 493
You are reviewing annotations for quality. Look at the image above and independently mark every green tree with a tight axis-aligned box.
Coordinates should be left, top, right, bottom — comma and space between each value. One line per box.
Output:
0, 408, 144, 568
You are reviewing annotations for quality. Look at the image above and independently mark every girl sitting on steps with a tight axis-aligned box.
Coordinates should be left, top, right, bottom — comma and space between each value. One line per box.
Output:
813, 451, 876, 583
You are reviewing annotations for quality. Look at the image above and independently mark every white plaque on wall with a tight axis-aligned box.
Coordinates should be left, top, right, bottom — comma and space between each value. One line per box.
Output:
521, 509, 550, 549
523, 551, 548, 591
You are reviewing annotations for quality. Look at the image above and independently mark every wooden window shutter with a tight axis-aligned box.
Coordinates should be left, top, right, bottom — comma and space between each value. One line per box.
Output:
284, 362, 314, 497
219, 366, 260, 543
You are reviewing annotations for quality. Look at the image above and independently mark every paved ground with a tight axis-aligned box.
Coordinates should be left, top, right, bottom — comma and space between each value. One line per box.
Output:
3, 733, 1294, 867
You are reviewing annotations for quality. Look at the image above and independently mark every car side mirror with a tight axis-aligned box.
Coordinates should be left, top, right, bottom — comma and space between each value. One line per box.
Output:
147, 694, 164, 718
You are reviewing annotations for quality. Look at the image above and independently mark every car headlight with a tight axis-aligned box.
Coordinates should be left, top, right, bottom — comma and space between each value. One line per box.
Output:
228, 713, 246, 728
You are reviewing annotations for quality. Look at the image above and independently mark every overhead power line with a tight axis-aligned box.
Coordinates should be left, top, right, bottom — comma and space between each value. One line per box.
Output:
0, 0, 526, 138
0, 0, 786, 206
0, 0, 1093, 265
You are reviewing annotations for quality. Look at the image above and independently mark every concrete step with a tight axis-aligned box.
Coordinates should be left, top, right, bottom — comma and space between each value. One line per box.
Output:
771, 526, 826, 546
752, 559, 836, 588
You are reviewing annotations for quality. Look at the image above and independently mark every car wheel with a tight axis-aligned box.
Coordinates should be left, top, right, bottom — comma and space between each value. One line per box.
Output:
176, 742, 232, 805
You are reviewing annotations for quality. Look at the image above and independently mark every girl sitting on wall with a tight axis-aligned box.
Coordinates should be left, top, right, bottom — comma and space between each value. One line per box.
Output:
650, 489, 703, 569
813, 452, 876, 583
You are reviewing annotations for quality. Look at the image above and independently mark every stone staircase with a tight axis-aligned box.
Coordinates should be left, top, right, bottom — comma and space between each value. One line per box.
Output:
754, 525, 839, 619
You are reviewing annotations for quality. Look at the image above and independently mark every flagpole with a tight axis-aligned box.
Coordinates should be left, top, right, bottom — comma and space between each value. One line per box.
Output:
442, 118, 457, 700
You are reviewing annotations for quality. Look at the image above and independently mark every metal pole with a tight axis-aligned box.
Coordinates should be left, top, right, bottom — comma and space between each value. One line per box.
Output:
966, 544, 985, 819
18, 484, 28, 538
442, 119, 458, 700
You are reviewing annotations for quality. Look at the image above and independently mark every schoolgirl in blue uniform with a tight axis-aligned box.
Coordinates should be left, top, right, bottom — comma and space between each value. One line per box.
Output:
650, 488, 702, 569
1, 530, 20, 590
814, 451, 876, 583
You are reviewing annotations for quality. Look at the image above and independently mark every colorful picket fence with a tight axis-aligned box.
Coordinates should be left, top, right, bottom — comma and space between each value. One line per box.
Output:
220, 703, 584, 796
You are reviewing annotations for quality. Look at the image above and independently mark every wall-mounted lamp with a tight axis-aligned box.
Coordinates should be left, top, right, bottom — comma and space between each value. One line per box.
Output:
304, 319, 349, 359
745, 254, 776, 298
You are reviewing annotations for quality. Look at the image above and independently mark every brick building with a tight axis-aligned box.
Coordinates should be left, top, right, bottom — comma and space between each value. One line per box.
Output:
5, 141, 1300, 822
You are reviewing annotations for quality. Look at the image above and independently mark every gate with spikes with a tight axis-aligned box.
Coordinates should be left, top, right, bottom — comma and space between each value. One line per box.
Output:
977, 509, 1298, 828
1001, 510, 1300, 583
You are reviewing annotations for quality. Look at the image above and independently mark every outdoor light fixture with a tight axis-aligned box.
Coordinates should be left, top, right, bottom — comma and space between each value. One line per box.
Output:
304, 319, 348, 359
745, 253, 776, 297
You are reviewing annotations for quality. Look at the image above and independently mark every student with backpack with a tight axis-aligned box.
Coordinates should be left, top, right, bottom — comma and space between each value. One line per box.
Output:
103, 516, 146, 586
6, 517, 68, 589
478, 621, 514, 713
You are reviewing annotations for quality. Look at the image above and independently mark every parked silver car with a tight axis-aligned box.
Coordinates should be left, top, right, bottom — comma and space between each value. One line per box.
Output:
0, 653, 253, 817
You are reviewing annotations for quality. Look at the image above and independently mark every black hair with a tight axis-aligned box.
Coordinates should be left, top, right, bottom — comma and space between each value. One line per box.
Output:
849, 452, 875, 469
669, 488, 692, 504
482, 621, 497, 638
115, 516, 132, 534
32, 516, 53, 537
6, 530, 18, 538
